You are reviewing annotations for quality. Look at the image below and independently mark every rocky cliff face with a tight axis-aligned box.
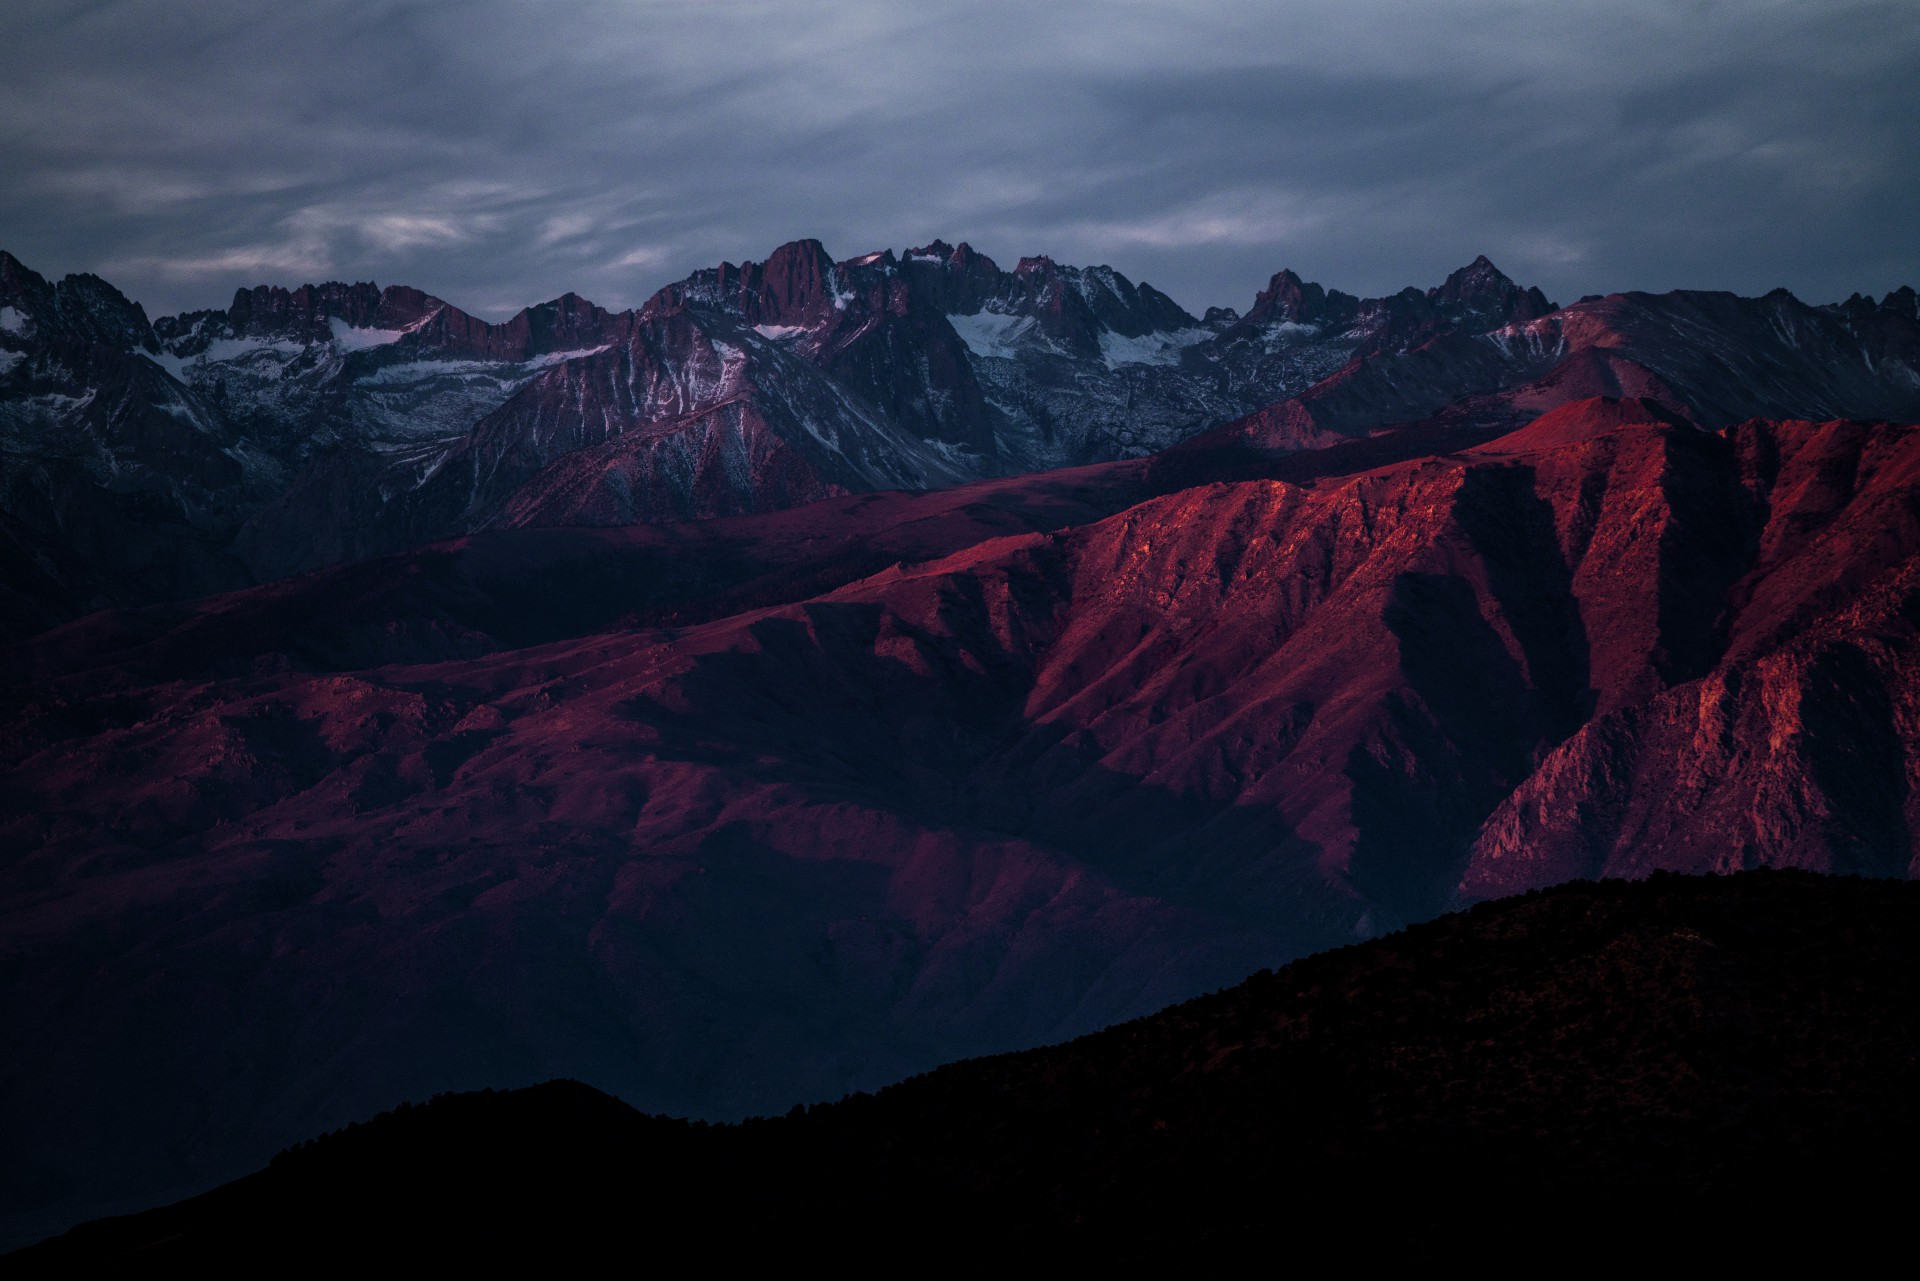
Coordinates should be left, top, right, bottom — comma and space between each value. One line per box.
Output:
1461, 414, 1920, 896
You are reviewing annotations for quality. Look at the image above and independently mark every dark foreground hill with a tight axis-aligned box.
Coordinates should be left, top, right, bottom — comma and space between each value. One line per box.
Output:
22, 869, 1920, 1261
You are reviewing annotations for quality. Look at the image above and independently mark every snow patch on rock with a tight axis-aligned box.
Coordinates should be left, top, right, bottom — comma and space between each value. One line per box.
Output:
362, 346, 611, 386
1097, 326, 1210, 369
328, 318, 408, 351
949, 311, 1036, 359
146, 335, 306, 382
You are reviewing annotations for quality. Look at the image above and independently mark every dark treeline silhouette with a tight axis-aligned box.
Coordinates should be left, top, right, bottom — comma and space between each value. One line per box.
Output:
18, 868, 1920, 1263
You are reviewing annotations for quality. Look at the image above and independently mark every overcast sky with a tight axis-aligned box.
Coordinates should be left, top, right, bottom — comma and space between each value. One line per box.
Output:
2, 0, 1915, 319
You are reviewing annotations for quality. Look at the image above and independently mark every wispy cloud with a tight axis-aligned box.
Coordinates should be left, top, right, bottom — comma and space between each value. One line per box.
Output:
106, 244, 334, 283
610, 247, 669, 270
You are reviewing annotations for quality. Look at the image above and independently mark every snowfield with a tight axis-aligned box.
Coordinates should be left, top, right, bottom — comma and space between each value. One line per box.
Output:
1097, 326, 1210, 368
947, 310, 1037, 358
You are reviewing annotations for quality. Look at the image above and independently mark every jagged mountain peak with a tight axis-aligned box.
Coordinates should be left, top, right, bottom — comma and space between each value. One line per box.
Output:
763, 236, 837, 273
902, 238, 997, 269
52, 274, 158, 352
1430, 254, 1509, 304
641, 239, 1200, 358
747, 238, 841, 322
946, 241, 998, 272
221, 278, 447, 341
1446, 252, 1508, 283
1245, 267, 1338, 326
0, 254, 158, 351
1882, 285, 1919, 319
0, 250, 54, 319
897, 240, 1002, 314
905, 239, 991, 269
1229, 256, 1556, 347
1429, 254, 1555, 322
511, 290, 618, 334
643, 237, 853, 327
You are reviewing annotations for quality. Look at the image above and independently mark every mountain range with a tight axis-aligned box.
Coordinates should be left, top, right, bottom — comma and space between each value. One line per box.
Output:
4, 239, 1920, 1248
7, 241, 1916, 628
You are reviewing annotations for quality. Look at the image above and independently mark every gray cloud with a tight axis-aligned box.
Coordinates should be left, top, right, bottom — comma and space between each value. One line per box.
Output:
2, 0, 1914, 319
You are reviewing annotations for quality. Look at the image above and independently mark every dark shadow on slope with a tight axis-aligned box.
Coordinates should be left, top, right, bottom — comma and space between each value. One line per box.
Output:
1451, 463, 1596, 738
1652, 428, 1762, 685
1346, 573, 1545, 924
1800, 643, 1912, 877
4, 464, 1144, 682
1143, 415, 1512, 496
619, 600, 1350, 949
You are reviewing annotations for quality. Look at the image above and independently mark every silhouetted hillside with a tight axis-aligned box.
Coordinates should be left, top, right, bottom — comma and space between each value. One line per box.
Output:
23, 869, 1920, 1261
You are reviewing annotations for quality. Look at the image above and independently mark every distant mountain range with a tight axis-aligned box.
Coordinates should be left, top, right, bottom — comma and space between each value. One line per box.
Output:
4, 240, 1920, 1250
5, 240, 1915, 630
20, 870, 1919, 1261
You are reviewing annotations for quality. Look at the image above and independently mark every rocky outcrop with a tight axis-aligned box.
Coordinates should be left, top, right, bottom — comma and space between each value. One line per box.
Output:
1460, 415, 1920, 896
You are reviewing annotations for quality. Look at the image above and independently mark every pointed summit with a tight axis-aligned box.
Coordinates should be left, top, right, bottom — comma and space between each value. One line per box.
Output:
0, 249, 56, 321
1247, 268, 1334, 325
1430, 255, 1554, 324
52, 273, 157, 351
0, 249, 45, 292
1433, 255, 1513, 301
948, 242, 997, 273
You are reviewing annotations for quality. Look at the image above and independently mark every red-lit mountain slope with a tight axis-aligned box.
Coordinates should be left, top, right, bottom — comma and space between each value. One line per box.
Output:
5, 396, 1919, 1243
1461, 413, 1920, 896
